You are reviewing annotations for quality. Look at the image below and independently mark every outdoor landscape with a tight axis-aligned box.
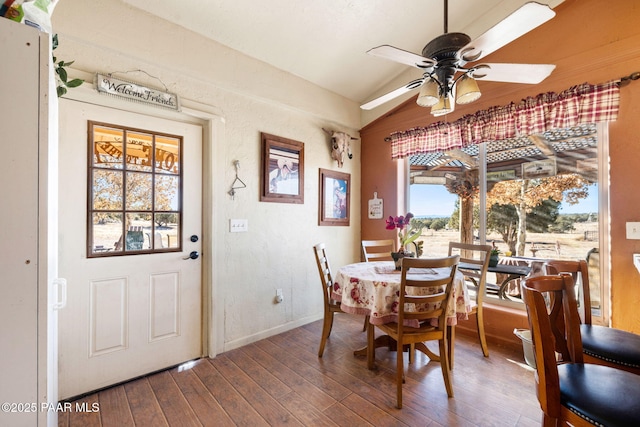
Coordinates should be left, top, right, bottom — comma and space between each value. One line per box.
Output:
409, 215, 600, 304
414, 217, 599, 261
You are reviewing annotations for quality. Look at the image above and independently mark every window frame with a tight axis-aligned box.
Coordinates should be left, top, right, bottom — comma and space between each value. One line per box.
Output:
407, 124, 610, 324
87, 121, 184, 258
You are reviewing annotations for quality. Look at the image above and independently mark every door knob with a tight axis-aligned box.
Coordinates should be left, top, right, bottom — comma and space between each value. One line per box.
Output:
183, 251, 199, 260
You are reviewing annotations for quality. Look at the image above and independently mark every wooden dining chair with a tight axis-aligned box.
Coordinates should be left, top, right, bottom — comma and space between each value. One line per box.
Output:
361, 239, 395, 261
521, 274, 640, 426
545, 259, 640, 374
367, 255, 459, 408
448, 242, 492, 360
313, 243, 345, 357
360, 239, 396, 331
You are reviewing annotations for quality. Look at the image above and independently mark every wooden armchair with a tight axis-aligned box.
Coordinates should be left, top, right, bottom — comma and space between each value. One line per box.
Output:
448, 242, 492, 359
522, 274, 640, 426
367, 255, 459, 408
545, 259, 640, 374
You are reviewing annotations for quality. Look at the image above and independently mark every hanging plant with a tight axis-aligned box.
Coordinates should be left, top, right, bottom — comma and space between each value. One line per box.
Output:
52, 34, 84, 97
445, 170, 480, 200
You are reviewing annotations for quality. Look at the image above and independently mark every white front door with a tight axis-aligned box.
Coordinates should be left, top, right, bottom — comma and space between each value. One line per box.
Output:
58, 99, 203, 399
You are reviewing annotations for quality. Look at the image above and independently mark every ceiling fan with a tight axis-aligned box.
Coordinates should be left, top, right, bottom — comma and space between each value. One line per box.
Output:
361, 1, 556, 116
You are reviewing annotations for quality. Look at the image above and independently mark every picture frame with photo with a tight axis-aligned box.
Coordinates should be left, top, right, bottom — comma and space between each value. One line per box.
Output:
260, 133, 304, 204
319, 168, 350, 226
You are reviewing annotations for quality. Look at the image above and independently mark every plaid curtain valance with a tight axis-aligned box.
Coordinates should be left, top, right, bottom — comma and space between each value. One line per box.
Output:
389, 81, 620, 159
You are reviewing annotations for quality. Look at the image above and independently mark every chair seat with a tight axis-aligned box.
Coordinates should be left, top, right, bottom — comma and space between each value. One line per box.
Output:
559, 363, 640, 426
581, 324, 640, 369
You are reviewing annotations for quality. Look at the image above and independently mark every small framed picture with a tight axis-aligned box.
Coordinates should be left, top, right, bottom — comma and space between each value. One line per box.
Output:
260, 133, 304, 204
319, 168, 350, 226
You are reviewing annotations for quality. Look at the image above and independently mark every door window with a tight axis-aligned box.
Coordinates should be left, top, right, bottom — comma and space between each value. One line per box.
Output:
88, 121, 182, 256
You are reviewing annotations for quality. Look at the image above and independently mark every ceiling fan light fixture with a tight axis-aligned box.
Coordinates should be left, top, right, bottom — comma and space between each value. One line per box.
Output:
416, 78, 439, 107
455, 75, 481, 104
431, 94, 453, 116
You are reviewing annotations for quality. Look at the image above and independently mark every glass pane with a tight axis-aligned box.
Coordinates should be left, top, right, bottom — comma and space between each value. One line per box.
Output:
92, 125, 125, 169
409, 123, 600, 307
125, 131, 153, 172
93, 169, 123, 210
155, 175, 180, 211
155, 135, 180, 175
91, 212, 123, 254
88, 123, 183, 257
126, 172, 152, 210
125, 213, 152, 251
154, 213, 180, 249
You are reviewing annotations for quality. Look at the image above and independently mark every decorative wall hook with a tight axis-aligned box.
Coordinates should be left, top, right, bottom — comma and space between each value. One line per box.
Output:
228, 160, 246, 199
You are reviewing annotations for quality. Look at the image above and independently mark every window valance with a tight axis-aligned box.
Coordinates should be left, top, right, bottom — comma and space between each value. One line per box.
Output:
389, 81, 620, 159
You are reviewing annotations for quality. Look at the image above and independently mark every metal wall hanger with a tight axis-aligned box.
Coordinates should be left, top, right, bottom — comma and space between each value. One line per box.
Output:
228, 160, 246, 199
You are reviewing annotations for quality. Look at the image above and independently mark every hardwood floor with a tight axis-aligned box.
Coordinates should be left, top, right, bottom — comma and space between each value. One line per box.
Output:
59, 314, 542, 426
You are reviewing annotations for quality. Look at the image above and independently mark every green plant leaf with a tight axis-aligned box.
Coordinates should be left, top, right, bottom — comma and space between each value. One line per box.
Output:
66, 79, 84, 88
57, 86, 67, 97
57, 67, 68, 82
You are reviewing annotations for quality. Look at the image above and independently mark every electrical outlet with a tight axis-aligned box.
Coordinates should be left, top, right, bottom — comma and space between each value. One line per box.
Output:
634, 254, 640, 275
230, 219, 248, 233
626, 222, 640, 239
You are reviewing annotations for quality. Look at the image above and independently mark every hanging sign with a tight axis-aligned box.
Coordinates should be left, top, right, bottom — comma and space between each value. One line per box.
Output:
487, 170, 516, 182
95, 73, 180, 111
368, 192, 384, 219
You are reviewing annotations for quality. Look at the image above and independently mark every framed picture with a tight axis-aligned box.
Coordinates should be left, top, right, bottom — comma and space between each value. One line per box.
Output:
260, 133, 304, 204
319, 168, 350, 226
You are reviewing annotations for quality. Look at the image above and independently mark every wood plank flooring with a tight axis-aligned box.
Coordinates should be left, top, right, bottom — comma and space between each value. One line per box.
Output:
59, 314, 542, 426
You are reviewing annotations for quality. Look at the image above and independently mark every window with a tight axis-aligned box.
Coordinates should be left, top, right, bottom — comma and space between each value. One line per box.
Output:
409, 123, 608, 323
88, 121, 182, 257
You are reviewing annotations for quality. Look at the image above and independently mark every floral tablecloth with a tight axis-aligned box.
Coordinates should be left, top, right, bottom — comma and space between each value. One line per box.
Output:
332, 261, 470, 327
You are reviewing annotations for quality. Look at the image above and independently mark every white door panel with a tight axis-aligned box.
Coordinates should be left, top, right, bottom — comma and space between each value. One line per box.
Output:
58, 99, 202, 399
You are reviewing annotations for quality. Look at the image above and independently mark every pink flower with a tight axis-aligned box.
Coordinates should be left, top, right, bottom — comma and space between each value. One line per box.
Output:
385, 212, 421, 250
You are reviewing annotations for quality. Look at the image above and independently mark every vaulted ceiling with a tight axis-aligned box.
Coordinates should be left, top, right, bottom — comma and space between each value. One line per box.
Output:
122, 0, 564, 112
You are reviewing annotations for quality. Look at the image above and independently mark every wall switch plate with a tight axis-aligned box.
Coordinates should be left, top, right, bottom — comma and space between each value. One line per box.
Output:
634, 254, 640, 274
230, 219, 248, 232
626, 222, 640, 239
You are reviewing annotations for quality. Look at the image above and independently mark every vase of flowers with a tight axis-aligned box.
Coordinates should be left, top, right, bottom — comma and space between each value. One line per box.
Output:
386, 212, 423, 270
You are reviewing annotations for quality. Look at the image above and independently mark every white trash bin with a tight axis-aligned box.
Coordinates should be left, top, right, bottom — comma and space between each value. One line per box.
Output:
514, 328, 536, 368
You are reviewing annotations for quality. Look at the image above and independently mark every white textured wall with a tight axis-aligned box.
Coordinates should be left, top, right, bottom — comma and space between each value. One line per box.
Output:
52, 0, 362, 352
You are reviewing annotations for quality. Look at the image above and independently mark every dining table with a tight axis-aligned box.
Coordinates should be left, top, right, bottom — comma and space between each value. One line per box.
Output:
332, 260, 471, 360
494, 256, 546, 299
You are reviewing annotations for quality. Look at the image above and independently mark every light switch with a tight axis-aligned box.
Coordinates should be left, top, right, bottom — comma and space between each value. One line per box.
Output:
230, 219, 248, 232
626, 222, 640, 239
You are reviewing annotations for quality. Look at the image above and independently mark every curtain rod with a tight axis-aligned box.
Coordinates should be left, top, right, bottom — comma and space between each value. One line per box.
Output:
619, 71, 640, 87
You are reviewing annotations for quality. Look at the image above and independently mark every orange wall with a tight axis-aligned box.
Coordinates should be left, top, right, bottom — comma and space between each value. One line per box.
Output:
361, 0, 640, 333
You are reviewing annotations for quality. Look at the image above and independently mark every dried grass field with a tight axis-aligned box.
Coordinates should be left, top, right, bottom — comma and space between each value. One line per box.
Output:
417, 221, 599, 261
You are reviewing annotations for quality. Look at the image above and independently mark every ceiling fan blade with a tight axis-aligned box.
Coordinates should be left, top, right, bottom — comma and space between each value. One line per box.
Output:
360, 79, 424, 110
472, 63, 556, 84
460, 2, 555, 62
367, 45, 436, 69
